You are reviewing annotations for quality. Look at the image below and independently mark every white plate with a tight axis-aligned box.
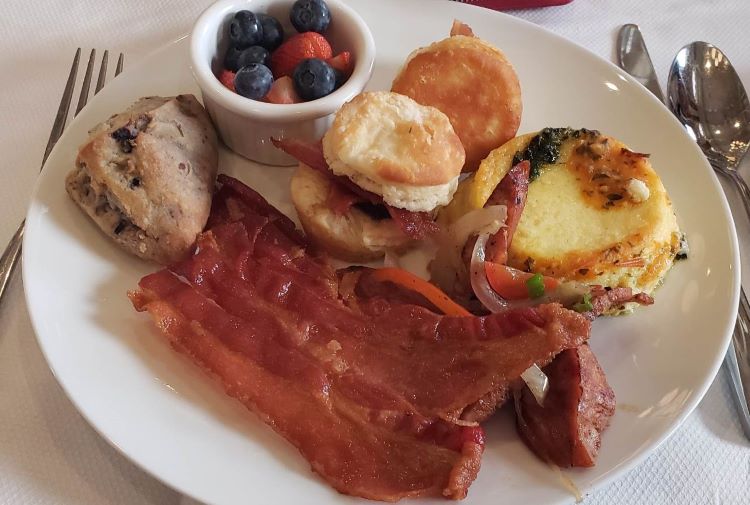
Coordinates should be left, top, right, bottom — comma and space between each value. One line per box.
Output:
23, 1, 740, 504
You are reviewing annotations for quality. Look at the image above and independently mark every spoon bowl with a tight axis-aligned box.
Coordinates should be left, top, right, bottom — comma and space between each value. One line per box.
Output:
667, 41, 750, 173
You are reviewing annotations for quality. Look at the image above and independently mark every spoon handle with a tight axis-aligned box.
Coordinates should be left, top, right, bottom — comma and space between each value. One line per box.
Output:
728, 171, 750, 224
726, 287, 750, 438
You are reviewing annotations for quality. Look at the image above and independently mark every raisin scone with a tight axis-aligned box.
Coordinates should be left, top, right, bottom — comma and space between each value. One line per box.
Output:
66, 94, 218, 264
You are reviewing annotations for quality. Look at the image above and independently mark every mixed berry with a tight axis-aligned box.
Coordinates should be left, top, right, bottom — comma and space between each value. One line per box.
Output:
217, 0, 353, 104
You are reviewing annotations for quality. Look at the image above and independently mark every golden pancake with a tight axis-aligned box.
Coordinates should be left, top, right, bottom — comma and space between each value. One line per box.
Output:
392, 35, 522, 173
440, 128, 683, 299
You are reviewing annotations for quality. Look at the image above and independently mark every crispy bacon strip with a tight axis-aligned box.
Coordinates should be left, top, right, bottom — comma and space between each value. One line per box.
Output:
484, 160, 530, 264
584, 286, 654, 320
388, 206, 440, 238
450, 20, 476, 37
459, 160, 531, 292
130, 176, 592, 501
272, 137, 439, 239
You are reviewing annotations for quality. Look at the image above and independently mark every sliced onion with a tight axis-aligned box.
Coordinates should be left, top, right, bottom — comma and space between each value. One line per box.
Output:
521, 363, 549, 407
549, 463, 583, 503
469, 233, 509, 312
383, 250, 401, 268
449, 205, 507, 245
430, 205, 506, 294
469, 233, 590, 312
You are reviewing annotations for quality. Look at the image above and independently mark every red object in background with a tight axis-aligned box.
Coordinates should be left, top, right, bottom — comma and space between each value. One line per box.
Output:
459, 0, 573, 9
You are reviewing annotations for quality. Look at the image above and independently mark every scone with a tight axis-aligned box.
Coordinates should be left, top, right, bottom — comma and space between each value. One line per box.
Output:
66, 95, 218, 264
391, 24, 522, 173
289, 91, 465, 262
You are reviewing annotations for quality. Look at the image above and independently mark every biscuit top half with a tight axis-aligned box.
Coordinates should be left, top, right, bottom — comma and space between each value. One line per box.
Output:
322, 91, 464, 212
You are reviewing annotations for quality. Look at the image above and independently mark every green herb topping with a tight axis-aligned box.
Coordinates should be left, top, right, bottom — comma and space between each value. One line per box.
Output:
513, 127, 599, 181
573, 292, 594, 313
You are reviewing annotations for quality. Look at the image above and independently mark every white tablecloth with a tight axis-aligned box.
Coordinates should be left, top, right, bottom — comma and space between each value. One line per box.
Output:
1, 1, 748, 504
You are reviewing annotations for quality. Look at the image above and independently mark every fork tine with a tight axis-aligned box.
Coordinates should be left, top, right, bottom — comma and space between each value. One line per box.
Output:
42, 48, 80, 165
95, 50, 109, 94
75, 49, 96, 117
115, 53, 124, 76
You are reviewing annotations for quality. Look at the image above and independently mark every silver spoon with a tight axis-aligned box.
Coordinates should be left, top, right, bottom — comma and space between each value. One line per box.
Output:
668, 41, 750, 439
668, 42, 750, 218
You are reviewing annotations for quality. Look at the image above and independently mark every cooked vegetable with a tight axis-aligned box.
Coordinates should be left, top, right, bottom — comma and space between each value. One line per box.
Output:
526, 273, 546, 299
512, 127, 598, 181
431, 205, 507, 295
470, 234, 511, 312
573, 292, 594, 313
484, 262, 559, 300
521, 364, 549, 407
370, 267, 472, 317
472, 236, 590, 312
470, 235, 550, 408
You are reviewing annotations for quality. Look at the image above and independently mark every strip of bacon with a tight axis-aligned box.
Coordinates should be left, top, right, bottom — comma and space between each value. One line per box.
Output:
130, 176, 592, 501
583, 286, 654, 320
272, 137, 439, 239
450, 20, 476, 37
459, 160, 531, 296
484, 160, 530, 264
388, 205, 440, 238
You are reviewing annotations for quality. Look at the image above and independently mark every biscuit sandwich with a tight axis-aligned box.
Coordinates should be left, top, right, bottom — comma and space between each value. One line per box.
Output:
392, 21, 522, 173
286, 91, 465, 262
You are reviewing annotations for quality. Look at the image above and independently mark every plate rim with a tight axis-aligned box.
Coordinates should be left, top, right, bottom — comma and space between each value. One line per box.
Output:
21, 3, 741, 503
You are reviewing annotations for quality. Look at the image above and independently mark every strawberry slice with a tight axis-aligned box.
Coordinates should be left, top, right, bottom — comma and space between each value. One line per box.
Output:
326, 51, 353, 77
265, 76, 302, 104
218, 69, 236, 92
270, 32, 333, 78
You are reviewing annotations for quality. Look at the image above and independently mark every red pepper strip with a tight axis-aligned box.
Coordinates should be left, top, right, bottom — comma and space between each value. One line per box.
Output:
484, 262, 559, 300
370, 267, 472, 316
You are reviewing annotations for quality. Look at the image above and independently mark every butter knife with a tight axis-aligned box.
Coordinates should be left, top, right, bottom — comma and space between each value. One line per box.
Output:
617, 24, 750, 440
617, 24, 665, 102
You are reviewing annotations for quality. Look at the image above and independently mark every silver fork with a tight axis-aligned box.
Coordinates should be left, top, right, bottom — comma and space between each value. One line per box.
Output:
0, 49, 124, 305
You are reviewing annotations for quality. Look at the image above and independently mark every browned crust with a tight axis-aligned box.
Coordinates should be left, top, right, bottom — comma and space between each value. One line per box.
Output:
443, 442, 483, 500
392, 36, 522, 172
323, 91, 465, 186
68, 95, 218, 263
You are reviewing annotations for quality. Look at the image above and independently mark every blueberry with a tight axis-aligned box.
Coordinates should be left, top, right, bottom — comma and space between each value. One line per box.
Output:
257, 14, 284, 51
224, 45, 244, 72
333, 68, 345, 89
229, 10, 263, 49
292, 58, 336, 101
290, 0, 331, 34
234, 64, 274, 99
237, 45, 270, 68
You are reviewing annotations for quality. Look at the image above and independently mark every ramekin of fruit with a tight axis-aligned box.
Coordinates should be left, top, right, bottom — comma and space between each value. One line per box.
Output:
191, 0, 375, 166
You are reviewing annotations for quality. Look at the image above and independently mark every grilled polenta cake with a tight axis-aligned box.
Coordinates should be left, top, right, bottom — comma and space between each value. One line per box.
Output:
441, 128, 682, 304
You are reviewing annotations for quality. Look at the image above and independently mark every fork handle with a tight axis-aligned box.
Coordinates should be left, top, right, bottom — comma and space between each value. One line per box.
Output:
0, 220, 25, 304
726, 286, 750, 439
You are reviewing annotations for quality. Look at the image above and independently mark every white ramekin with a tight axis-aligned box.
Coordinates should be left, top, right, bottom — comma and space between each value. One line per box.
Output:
190, 0, 375, 166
